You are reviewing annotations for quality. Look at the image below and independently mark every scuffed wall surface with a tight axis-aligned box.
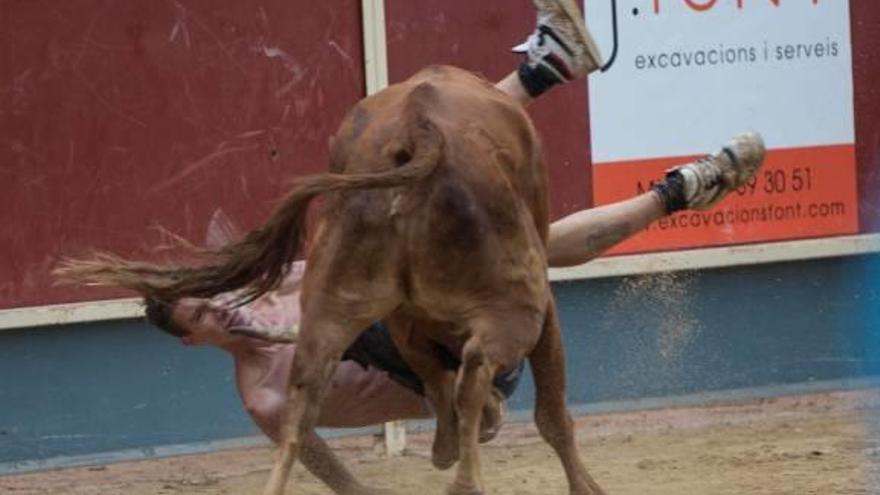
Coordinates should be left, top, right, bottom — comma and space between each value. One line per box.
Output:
0, 0, 364, 308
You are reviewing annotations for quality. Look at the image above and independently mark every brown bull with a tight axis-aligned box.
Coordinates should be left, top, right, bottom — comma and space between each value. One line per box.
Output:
57, 65, 606, 495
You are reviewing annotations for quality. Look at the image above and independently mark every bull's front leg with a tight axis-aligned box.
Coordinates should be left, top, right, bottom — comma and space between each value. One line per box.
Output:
448, 336, 494, 495
387, 315, 461, 470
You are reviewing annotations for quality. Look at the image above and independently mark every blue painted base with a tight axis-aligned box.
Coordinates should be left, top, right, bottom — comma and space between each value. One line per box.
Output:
1, 254, 878, 471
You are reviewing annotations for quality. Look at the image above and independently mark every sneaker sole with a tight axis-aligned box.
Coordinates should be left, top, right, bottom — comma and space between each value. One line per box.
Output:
537, 0, 604, 73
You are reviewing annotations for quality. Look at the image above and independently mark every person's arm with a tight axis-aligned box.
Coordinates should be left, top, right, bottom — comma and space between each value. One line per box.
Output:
242, 388, 388, 495
222, 269, 303, 343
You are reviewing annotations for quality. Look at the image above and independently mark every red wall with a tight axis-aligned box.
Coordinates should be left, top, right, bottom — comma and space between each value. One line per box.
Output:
0, 0, 364, 308
1, 1, 877, 310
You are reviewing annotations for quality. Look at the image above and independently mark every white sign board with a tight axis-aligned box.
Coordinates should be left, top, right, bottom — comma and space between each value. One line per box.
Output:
586, 0, 858, 253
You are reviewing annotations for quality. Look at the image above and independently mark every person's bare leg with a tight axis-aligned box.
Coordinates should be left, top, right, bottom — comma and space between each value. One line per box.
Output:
548, 191, 665, 267
496, 71, 534, 106
547, 133, 767, 268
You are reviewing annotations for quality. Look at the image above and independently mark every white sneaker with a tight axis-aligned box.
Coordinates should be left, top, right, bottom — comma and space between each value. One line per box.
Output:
513, 0, 603, 81
670, 132, 766, 210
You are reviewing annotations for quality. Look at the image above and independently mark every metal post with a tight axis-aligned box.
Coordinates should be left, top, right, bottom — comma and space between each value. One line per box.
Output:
360, 0, 406, 457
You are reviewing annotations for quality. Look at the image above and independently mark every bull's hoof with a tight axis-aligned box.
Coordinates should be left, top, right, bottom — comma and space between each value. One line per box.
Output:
570, 478, 609, 495
431, 450, 459, 470
342, 486, 397, 495
445, 481, 483, 495
431, 434, 460, 470
479, 389, 506, 444
478, 418, 502, 444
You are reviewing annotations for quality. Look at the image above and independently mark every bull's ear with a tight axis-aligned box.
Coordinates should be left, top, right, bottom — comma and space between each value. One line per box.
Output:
205, 208, 243, 250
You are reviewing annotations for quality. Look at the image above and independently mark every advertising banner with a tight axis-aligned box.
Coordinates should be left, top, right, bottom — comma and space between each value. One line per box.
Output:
587, 0, 857, 254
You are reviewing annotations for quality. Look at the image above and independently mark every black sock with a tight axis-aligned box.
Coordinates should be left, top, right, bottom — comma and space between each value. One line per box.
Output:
517, 62, 560, 98
652, 171, 688, 214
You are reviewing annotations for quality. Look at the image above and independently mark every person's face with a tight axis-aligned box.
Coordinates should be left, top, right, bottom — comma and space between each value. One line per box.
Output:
169, 298, 240, 347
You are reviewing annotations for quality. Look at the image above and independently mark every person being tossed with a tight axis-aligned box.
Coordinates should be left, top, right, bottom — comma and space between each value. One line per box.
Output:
143, 1, 766, 494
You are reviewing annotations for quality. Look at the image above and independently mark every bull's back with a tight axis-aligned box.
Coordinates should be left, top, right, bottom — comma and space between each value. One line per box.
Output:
328, 66, 551, 320
333, 65, 544, 209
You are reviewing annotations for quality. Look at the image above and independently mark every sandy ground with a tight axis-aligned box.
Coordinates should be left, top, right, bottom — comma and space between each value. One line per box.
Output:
4, 391, 880, 495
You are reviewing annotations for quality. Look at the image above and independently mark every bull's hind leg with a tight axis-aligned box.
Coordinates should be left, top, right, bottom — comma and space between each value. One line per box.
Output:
262, 316, 360, 495
530, 300, 607, 495
262, 301, 397, 495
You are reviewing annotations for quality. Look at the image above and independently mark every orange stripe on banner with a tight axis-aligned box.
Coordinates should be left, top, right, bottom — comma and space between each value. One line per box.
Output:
592, 144, 859, 254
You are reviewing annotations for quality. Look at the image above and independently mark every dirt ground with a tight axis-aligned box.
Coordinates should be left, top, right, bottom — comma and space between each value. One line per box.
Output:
4, 390, 880, 495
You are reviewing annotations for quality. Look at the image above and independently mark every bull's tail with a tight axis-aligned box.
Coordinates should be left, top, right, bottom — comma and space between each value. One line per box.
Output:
55, 85, 445, 304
